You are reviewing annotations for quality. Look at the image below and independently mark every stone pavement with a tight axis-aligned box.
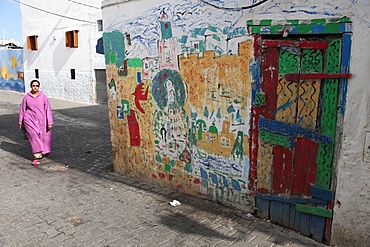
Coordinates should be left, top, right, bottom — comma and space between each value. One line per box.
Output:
0, 90, 326, 247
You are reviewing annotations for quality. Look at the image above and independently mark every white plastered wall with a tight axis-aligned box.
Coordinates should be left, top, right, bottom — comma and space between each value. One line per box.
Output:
20, 0, 105, 104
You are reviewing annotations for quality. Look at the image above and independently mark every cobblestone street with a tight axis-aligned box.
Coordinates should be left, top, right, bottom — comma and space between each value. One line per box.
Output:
0, 90, 325, 247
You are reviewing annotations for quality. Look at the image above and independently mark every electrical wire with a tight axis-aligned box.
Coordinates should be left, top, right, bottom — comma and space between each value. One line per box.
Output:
200, 0, 268, 10
12, 0, 96, 24
67, 0, 100, 10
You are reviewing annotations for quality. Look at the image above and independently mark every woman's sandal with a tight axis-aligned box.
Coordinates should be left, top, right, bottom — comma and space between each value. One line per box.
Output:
31, 159, 40, 166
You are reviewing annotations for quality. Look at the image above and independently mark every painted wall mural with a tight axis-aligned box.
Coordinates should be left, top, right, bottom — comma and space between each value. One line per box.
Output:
0, 49, 24, 92
102, 4, 351, 237
104, 1, 254, 209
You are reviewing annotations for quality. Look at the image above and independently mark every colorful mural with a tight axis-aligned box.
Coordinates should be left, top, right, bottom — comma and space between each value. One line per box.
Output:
102, 1, 352, 242
0, 49, 24, 92
103, 3, 253, 209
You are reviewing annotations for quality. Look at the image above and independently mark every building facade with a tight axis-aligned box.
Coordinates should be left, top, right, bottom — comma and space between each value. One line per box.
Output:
20, 0, 106, 104
101, 0, 369, 245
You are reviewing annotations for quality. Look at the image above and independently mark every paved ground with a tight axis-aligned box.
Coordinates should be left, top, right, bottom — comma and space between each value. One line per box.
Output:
0, 90, 326, 247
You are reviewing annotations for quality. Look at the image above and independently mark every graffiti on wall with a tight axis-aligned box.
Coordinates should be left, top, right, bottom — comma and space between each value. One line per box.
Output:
0, 49, 24, 92
103, 1, 254, 208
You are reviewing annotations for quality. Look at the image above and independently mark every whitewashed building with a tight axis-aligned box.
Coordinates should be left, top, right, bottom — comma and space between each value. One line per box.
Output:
20, 0, 106, 104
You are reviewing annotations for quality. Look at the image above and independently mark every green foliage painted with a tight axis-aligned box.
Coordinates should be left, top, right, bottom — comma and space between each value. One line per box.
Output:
232, 131, 245, 160
164, 163, 171, 172
127, 58, 142, 68
184, 162, 192, 173
259, 131, 291, 149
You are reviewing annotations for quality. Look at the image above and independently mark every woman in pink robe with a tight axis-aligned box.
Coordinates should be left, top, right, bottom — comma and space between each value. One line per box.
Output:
19, 80, 54, 165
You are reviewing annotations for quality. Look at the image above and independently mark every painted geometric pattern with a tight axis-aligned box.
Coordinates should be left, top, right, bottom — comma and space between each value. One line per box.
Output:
247, 17, 352, 35
276, 48, 299, 124
276, 76, 297, 124
297, 80, 320, 129
316, 39, 341, 189
257, 140, 273, 192
276, 46, 322, 129
301, 49, 323, 73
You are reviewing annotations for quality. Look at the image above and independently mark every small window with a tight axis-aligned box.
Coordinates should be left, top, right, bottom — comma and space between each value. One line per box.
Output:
65, 30, 79, 48
35, 69, 39, 79
71, 69, 76, 80
27, 35, 38, 50
97, 19, 103, 32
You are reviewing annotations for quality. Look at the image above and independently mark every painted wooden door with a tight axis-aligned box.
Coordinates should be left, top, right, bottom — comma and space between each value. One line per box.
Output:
249, 37, 351, 243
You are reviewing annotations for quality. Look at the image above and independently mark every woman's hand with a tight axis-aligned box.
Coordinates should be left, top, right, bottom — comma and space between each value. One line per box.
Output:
19, 124, 23, 129
47, 124, 53, 130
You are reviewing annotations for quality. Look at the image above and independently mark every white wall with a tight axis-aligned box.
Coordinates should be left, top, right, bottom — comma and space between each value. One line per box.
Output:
21, 0, 105, 103
102, 0, 370, 245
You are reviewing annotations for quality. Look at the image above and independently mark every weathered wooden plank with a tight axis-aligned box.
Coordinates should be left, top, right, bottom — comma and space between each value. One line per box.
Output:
255, 197, 270, 219
258, 116, 333, 145
260, 47, 279, 119
300, 213, 311, 237
259, 130, 291, 149
249, 35, 263, 191
255, 192, 326, 205
291, 138, 318, 196
264, 40, 329, 49
311, 215, 326, 243
293, 209, 302, 232
297, 79, 320, 129
282, 202, 291, 228
257, 140, 273, 193
270, 201, 284, 224
285, 73, 351, 81
316, 39, 342, 189
289, 204, 298, 230
272, 146, 293, 194
296, 204, 333, 218
275, 76, 297, 124
310, 185, 333, 202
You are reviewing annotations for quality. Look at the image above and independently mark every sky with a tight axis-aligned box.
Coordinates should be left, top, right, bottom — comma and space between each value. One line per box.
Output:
0, 0, 22, 42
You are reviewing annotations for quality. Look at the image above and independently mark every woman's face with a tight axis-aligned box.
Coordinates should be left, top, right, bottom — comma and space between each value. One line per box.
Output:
31, 82, 40, 93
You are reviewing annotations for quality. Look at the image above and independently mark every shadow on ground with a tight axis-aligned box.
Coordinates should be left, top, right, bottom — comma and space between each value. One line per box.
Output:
0, 101, 323, 246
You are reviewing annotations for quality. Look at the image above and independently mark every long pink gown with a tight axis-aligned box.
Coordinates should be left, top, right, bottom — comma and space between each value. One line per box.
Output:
18, 91, 54, 155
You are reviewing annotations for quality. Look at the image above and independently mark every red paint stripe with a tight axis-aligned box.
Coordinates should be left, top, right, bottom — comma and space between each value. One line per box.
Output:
249, 35, 263, 191
260, 47, 279, 119
249, 106, 259, 191
127, 110, 141, 146
291, 138, 318, 196
285, 73, 351, 81
272, 146, 293, 194
264, 40, 329, 49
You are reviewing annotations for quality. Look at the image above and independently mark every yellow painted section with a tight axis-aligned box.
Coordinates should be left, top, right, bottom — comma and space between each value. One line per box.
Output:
297, 79, 321, 129
276, 76, 297, 124
257, 140, 273, 192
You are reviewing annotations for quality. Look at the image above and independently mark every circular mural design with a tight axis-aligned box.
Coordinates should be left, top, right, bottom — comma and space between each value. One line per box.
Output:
152, 69, 187, 110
